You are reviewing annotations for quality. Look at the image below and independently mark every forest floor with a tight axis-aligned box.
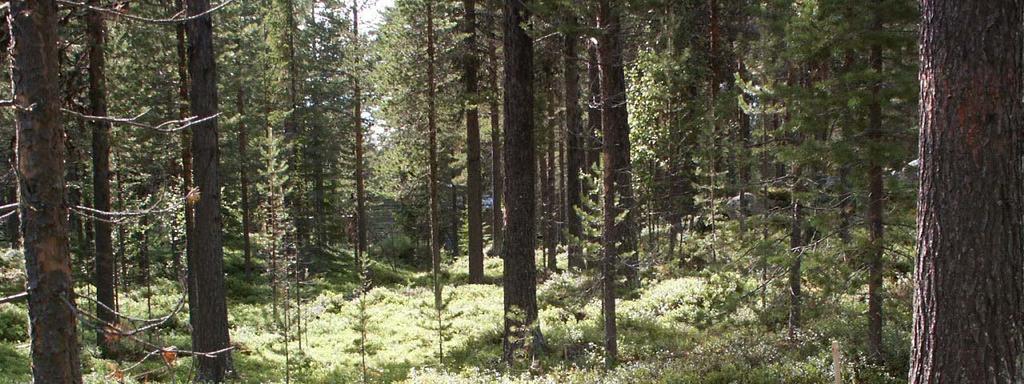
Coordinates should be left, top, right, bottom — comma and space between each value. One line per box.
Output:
0, 244, 911, 383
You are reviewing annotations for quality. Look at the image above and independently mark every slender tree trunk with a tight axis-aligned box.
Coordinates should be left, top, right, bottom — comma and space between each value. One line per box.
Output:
838, 166, 852, 244
737, 61, 751, 236
185, 0, 231, 379
865, 18, 885, 362
0, 26, 13, 249
488, 33, 503, 258
911, 1, 1024, 382
558, 140, 566, 245
597, 0, 634, 366
11, 0, 82, 380
449, 166, 460, 257
787, 165, 803, 340
239, 86, 254, 279
138, 211, 150, 286
176, 0, 194, 299
65, 131, 84, 257
425, 0, 445, 364
86, 0, 117, 358
564, 18, 583, 269
116, 173, 127, 295
502, 0, 539, 364
463, 0, 485, 284
272, 0, 305, 270
544, 128, 557, 272
585, 45, 601, 174
5, 137, 18, 248
352, 2, 368, 273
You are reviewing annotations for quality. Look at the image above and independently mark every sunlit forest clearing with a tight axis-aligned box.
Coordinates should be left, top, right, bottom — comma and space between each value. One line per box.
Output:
0, 0, 1020, 383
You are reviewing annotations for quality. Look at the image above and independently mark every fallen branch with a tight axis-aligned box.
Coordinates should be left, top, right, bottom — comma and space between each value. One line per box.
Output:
0, 291, 27, 305
62, 108, 220, 133
57, 0, 236, 25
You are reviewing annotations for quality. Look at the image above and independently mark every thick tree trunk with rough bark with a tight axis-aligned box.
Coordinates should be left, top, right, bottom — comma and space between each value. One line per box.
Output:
464, 0, 484, 283
11, 0, 82, 380
185, 0, 231, 379
502, 0, 539, 364
910, 1, 1024, 382
86, 0, 117, 358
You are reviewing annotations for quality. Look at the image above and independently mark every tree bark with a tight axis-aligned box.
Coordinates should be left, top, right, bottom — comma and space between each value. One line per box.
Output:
11, 0, 82, 380
184, 0, 231, 380
464, 0, 485, 284
597, 0, 634, 367
564, 19, 583, 269
86, 0, 117, 358
911, 1, 1024, 382
502, 0, 539, 364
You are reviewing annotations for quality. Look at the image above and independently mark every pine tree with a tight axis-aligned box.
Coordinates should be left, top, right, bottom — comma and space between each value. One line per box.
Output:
184, 0, 231, 379
11, 0, 82, 380
911, 0, 1024, 381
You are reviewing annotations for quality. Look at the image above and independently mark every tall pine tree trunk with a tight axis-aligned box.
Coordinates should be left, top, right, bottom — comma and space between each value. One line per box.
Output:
502, 0, 539, 364
185, 0, 231, 379
787, 164, 803, 340
352, 2, 368, 272
585, 45, 601, 174
544, 125, 557, 272
86, 0, 117, 357
911, 0, 1024, 381
464, 0, 484, 284
597, 0, 634, 366
564, 18, 583, 269
11, 0, 82, 380
176, 0, 194, 299
238, 86, 254, 279
425, 0, 445, 363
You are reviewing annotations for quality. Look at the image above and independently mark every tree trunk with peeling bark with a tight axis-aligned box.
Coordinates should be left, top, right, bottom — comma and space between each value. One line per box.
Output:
11, 0, 83, 380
